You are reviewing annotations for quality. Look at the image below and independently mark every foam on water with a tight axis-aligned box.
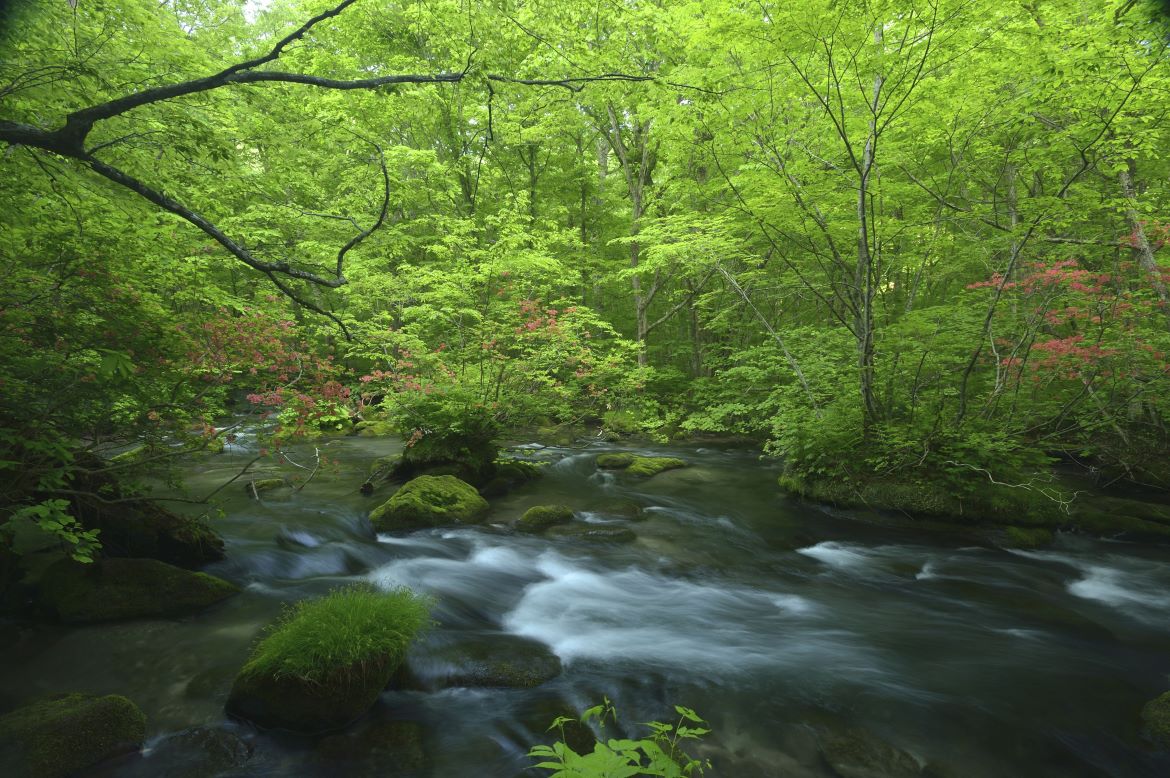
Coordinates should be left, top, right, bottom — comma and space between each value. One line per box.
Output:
502, 553, 860, 673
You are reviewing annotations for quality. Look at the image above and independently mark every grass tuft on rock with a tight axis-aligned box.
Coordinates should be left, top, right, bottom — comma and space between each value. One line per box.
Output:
241, 585, 431, 686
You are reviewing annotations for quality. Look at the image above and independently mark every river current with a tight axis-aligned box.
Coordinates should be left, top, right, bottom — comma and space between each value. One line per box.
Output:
2, 433, 1169, 776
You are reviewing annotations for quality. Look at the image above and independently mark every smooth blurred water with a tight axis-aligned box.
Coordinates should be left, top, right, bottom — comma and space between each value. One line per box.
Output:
3, 433, 1170, 777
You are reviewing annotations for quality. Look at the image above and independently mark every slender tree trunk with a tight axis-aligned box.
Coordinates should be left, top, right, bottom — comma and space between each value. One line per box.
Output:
855, 25, 884, 431
1119, 158, 1169, 307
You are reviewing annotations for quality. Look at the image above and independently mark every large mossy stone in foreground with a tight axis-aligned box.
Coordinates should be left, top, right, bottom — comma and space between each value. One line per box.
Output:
39, 558, 239, 624
1142, 691, 1170, 749
0, 693, 146, 778
369, 475, 489, 532
516, 504, 574, 533
225, 586, 429, 734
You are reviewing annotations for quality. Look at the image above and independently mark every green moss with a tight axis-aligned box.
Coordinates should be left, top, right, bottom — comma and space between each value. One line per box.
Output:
369, 475, 489, 532
626, 457, 688, 477
596, 453, 634, 469
1142, 691, 1170, 749
368, 454, 403, 478
516, 505, 574, 533
246, 478, 286, 497
0, 693, 146, 778
72, 498, 225, 569
1001, 526, 1055, 549
479, 459, 543, 497
227, 585, 430, 733
39, 558, 239, 623
354, 421, 397, 437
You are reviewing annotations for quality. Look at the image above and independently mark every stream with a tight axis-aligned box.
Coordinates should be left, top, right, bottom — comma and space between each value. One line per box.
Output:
2, 433, 1170, 777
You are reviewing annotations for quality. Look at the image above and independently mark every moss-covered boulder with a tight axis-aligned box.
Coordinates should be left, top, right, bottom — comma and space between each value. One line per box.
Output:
39, 558, 239, 624
596, 453, 635, 469
1142, 691, 1170, 749
516, 505, 575, 534
245, 478, 287, 498
546, 524, 637, 543
627, 457, 687, 477
0, 693, 146, 778
596, 454, 687, 478
226, 586, 429, 733
369, 475, 489, 532
478, 459, 542, 497
354, 420, 397, 437
997, 526, 1055, 549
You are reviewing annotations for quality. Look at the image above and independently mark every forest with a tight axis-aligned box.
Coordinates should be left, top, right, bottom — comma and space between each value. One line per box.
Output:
2, 0, 1170, 776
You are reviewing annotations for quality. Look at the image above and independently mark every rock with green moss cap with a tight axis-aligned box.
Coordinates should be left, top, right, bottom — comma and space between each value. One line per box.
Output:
39, 558, 239, 624
626, 456, 687, 477
546, 524, 636, 543
369, 475, 489, 532
226, 585, 429, 733
478, 459, 542, 497
1142, 691, 1170, 749
0, 693, 146, 778
245, 478, 287, 498
596, 453, 687, 477
998, 526, 1055, 549
516, 505, 575, 534
596, 453, 635, 469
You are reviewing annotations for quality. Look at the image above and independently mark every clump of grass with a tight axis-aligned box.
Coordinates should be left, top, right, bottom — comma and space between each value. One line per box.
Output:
242, 584, 431, 685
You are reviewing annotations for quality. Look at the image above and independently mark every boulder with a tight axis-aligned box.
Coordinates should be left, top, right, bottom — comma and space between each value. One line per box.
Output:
596, 453, 635, 469
360, 454, 405, 495
245, 478, 287, 498
0, 693, 146, 778
131, 727, 253, 778
546, 524, 637, 543
516, 505, 575, 534
225, 586, 429, 733
595, 454, 687, 478
1142, 691, 1170, 749
369, 475, 489, 532
76, 500, 225, 569
38, 558, 239, 624
478, 459, 542, 497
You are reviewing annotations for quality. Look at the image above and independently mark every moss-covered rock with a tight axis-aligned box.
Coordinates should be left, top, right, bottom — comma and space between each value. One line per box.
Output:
369, 475, 489, 532
39, 558, 239, 624
780, 471, 1170, 541
354, 420, 397, 437
626, 456, 687, 477
596, 453, 635, 469
999, 526, 1055, 549
0, 693, 146, 778
546, 524, 637, 543
516, 505, 575, 534
1142, 691, 1170, 749
225, 586, 429, 733
478, 459, 543, 497
245, 478, 287, 498
72, 499, 225, 569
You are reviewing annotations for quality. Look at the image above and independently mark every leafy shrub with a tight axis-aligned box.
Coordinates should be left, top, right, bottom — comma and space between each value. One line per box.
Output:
530, 698, 710, 777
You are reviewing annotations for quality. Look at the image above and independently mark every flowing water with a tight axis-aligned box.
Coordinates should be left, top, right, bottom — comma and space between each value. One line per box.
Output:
3, 433, 1170, 777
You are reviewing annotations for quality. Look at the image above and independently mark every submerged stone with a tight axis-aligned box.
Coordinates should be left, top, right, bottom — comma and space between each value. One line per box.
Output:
817, 726, 922, 778
0, 693, 146, 778
596, 453, 635, 469
408, 634, 562, 690
245, 478, 287, 498
516, 504, 575, 533
1142, 691, 1170, 749
546, 524, 636, 543
596, 453, 687, 477
38, 558, 239, 624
